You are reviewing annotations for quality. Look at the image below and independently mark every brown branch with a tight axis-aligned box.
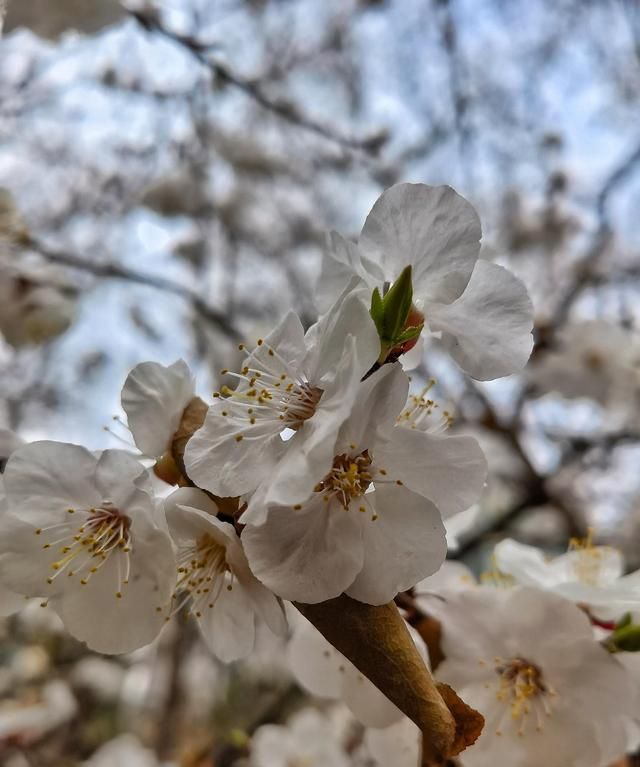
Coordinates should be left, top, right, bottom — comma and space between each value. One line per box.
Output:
25, 237, 242, 340
129, 9, 386, 156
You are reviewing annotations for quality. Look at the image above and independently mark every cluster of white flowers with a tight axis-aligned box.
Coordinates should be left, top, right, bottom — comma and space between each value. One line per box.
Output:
6, 183, 637, 765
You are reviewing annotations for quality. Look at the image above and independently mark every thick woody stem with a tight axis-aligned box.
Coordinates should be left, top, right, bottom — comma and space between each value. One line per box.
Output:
295, 595, 456, 763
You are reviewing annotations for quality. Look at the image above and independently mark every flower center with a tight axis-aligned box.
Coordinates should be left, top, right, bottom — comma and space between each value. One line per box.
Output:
314, 451, 374, 509
36, 502, 132, 598
397, 379, 454, 432
486, 656, 557, 736
215, 340, 324, 434
282, 383, 324, 429
171, 533, 232, 618
567, 528, 609, 586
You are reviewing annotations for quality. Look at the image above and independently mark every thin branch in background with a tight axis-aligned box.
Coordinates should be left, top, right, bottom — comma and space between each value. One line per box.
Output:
550, 137, 640, 328
27, 237, 242, 340
129, 8, 387, 157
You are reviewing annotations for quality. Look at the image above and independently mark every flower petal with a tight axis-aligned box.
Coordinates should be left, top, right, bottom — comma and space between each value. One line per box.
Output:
4, 441, 100, 523
53, 552, 170, 654
121, 360, 195, 458
346, 485, 446, 604
185, 406, 286, 497
376, 428, 487, 518
336, 363, 409, 454
316, 231, 378, 313
359, 183, 481, 304
304, 288, 379, 382
94, 449, 154, 511
493, 538, 560, 590
242, 498, 365, 603
428, 260, 533, 380
198, 573, 256, 662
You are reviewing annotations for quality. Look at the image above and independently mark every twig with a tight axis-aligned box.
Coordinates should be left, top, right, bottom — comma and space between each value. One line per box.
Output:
129, 9, 385, 156
26, 237, 242, 340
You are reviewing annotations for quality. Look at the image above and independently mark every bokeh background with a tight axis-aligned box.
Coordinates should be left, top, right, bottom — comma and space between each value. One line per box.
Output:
0, 0, 639, 765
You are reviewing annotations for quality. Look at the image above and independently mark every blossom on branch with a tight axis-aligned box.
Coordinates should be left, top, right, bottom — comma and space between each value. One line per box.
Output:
241, 363, 485, 604
320, 183, 533, 379
0, 442, 175, 653
185, 290, 379, 500
433, 586, 636, 767
163, 487, 287, 662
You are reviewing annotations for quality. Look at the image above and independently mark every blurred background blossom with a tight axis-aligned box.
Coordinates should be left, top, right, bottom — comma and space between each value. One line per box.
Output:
1, 0, 640, 764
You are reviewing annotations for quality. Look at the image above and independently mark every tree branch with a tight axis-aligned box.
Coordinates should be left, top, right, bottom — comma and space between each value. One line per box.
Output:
129, 9, 386, 156
26, 237, 242, 340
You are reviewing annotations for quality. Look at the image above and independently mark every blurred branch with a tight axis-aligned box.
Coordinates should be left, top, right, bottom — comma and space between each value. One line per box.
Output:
26, 237, 242, 340
550, 138, 640, 328
129, 8, 386, 156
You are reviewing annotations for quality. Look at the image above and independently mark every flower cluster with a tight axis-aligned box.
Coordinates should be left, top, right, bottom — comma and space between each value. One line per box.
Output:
4, 183, 640, 766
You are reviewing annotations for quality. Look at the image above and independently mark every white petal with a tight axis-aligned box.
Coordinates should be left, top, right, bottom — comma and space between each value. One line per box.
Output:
414, 559, 477, 596
428, 260, 533, 380
121, 360, 194, 458
94, 449, 153, 511
304, 286, 379, 380
54, 550, 171, 654
359, 183, 481, 304
316, 231, 377, 313
198, 573, 256, 662
0, 513, 71, 595
346, 485, 446, 604
242, 499, 365, 604
337, 363, 409, 453
287, 616, 343, 698
376, 429, 487, 518
364, 718, 421, 767
341, 664, 403, 728
4, 441, 100, 522
164, 488, 223, 543
185, 404, 286, 497
245, 310, 307, 373
493, 538, 560, 589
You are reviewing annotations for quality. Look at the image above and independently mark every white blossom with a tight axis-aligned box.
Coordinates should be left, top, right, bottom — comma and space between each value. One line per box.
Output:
530, 320, 640, 408
242, 363, 485, 604
494, 535, 640, 618
320, 183, 533, 380
434, 586, 636, 767
0, 442, 175, 653
362, 718, 421, 767
84, 734, 162, 767
164, 487, 287, 662
121, 359, 195, 460
250, 707, 352, 767
185, 290, 380, 499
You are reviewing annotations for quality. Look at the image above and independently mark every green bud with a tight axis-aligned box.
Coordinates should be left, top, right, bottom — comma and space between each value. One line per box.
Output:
380, 265, 414, 341
369, 265, 423, 363
370, 287, 385, 338
608, 622, 640, 652
616, 613, 632, 630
